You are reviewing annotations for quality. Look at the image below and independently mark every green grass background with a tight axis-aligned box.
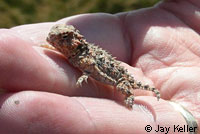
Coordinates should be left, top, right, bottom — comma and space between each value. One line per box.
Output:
0, 0, 160, 28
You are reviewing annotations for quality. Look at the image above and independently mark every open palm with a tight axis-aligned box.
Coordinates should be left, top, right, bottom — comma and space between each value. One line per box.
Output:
0, 0, 199, 134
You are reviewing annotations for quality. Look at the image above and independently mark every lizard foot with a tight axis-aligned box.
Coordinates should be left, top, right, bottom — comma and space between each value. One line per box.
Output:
76, 73, 89, 87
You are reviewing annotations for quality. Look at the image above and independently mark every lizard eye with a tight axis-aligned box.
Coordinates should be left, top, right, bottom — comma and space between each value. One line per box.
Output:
62, 35, 68, 39
62, 32, 74, 40
61, 33, 74, 45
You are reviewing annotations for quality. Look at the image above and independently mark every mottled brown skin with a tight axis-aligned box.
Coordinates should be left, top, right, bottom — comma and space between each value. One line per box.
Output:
46, 24, 160, 108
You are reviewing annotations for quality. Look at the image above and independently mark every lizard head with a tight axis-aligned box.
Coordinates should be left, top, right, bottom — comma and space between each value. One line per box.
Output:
47, 24, 85, 57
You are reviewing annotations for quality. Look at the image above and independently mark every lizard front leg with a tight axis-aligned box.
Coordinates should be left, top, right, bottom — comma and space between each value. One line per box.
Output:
76, 72, 90, 87
40, 44, 57, 50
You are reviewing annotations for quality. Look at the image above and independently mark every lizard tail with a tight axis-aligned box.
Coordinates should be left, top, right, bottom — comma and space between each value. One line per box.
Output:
134, 82, 160, 100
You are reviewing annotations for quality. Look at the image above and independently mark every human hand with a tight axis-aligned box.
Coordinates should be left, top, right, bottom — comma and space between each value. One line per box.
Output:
0, 0, 199, 133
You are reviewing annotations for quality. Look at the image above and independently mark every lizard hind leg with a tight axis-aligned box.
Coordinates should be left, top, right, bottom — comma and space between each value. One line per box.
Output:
149, 87, 160, 101
76, 72, 90, 87
116, 80, 135, 108
124, 95, 135, 108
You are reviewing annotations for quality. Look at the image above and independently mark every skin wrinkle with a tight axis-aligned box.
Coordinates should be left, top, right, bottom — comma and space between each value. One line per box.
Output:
132, 50, 170, 82
31, 47, 61, 93
131, 101, 159, 133
134, 101, 156, 122
74, 97, 159, 134
156, 67, 179, 100
160, 50, 176, 67
174, 89, 199, 104
34, 47, 57, 92
171, 37, 200, 67
173, 90, 200, 122
116, 12, 133, 65
165, 31, 200, 67
148, 53, 170, 68
123, 11, 147, 67
184, 41, 200, 60
72, 97, 97, 134
169, 83, 186, 101
137, 104, 154, 122
148, 46, 183, 68
162, 67, 200, 100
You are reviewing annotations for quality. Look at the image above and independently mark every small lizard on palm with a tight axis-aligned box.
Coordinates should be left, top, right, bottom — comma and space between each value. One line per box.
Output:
46, 24, 160, 108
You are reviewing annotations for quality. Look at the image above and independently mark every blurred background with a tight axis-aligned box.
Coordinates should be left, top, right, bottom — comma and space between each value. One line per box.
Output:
0, 0, 160, 28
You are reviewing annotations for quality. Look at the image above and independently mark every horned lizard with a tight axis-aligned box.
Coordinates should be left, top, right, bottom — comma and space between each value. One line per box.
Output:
46, 24, 160, 108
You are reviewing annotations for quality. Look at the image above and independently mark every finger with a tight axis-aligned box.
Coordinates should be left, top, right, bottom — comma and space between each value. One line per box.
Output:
0, 91, 188, 134
0, 29, 78, 95
11, 22, 55, 45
